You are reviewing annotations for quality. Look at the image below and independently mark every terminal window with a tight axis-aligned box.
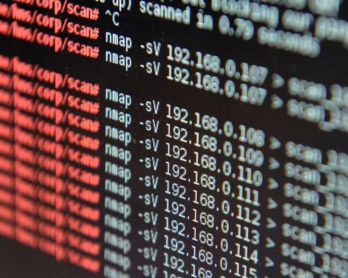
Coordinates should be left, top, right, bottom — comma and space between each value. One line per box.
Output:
0, 0, 348, 277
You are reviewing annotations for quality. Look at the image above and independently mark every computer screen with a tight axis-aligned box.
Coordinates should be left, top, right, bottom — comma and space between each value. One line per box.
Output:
0, 0, 348, 277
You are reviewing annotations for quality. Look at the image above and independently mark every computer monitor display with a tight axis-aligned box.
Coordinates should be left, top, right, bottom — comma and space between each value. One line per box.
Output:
0, 0, 348, 277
